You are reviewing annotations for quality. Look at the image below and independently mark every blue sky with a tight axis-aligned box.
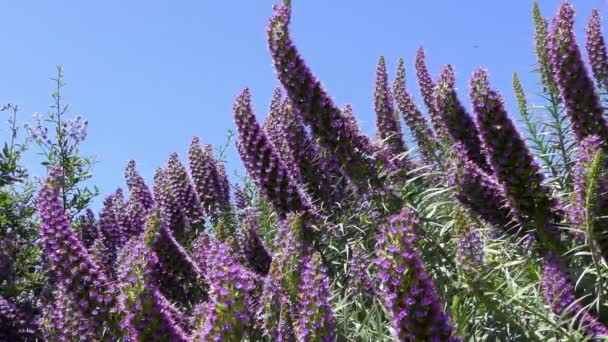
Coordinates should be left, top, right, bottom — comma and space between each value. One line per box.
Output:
1, 0, 605, 208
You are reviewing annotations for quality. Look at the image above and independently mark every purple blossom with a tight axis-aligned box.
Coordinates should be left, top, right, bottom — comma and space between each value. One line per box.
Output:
470, 69, 559, 238
376, 208, 459, 341
415, 47, 448, 141
77, 208, 97, 249
455, 228, 486, 283
234, 184, 249, 212
435, 65, 491, 172
260, 273, 297, 341
547, 1, 608, 143
43, 285, 100, 341
166, 152, 206, 231
124, 160, 155, 236
240, 209, 272, 275
393, 57, 440, 166
374, 56, 411, 171
0, 296, 42, 341
586, 9, 608, 90
195, 239, 256, 340
36, 166, 118, 337
117, 237, 189, 341
189, 137, 231, 220
267, 3, 382, 191
348, 245, 375, 299
96, 189, 128, 275
233, 88, 318, 228
296, 253, 336, 341
542, 252, 608, 338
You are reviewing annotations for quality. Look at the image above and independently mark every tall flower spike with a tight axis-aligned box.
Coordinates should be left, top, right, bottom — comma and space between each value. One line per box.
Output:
586, 9, 608, 90
37, 166, 117, 337
374, 56, 411, 170
196, 239, 256, 341
448, 144, 518, 232
548, 1, 608, 143
189, 137, 231, 220
470, 69, 559, 237
533, 2, 558, 93
435, 65, 491, 172
542, 252, 608, 338
376, 208, 459, 341
117, 238, 189, 341
234, 184, 249, 211
264, 87, 304, 185
570, 135, 604, 228
348, 245, 375, 300
455, 228, 487, 284
267, 3, 382, 190
233, 88, 317, 224
43, 285, 101, 341
393, 57, 439, 166
78, 208, 97, 249
166, 152, 206, 230
0, 297, 42, 341
125, 160, 155, 211
240, 209, 272, 275
415, 47, 448, 141
296, 253, 336, 341
97, 189, 128, 276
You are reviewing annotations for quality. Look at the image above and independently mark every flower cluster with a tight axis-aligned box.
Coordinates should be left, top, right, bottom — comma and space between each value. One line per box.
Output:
586, 9, 608, 90
547, 1, 608, 143
0, 296, 41, 341
267, 2, 382, 190
455, 228, 486, 283
376, 208, 459, 341
435, 65, 490, 172
542, 253, 608, 338
392, 57, 439, 166
348, 245, 375, 299
240, 209, 272, 275
374, 56, 411, 170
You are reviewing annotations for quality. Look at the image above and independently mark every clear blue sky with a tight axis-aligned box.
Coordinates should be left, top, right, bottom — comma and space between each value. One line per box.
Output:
0, 0, 605, 209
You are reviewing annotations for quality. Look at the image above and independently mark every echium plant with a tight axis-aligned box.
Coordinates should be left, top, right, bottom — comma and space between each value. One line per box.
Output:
267, 1, 383, 191
37, 166, 118, 338
585, 9, 608, 92
392, 57, 440, 168
117, 236, 189, 341
434, 65, 490, 172
376, 208, 459, 341
124, 160, 155, 236
374, 56, 412, 171
25, 66, 98, 219
547, 1, 608, 144
470, 69, 559, 240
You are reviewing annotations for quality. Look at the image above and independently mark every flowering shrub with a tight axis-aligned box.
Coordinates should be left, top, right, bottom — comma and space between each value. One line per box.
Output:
4, 1, 608, 341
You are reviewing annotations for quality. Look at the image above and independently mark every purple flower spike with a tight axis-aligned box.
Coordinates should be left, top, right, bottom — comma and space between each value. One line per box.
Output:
348, 245, 375, 299
542, 252, 608, 338
166, 152, 206, 228
374, 56, 411, 170
37, 166, 117, 337
267, 3, 381, 190
533, 3, 558, 93
117, 238, 189, 341
0, 297, 42, 341
548, 1, 608, 143
393, 57, 439, 166
571, 135, 604, 228
448, 145, 518, 232
233, 88, 317, 225
415, 47, 449, 141
455, 228, 486, 283
195, 239, 256, 340
376, 208, 460, 341
189, 137, 232, 223
470, 69, 559, 237
96, 189, 128, 275
125, 160, 155, 236
435, 65, 491, 172
77, 208, 97, 249
296, 253, 336, 341
43, 285, 100, 341
234, 184, 249, 211
586, 9, 608, 90
240, 209, 272, 275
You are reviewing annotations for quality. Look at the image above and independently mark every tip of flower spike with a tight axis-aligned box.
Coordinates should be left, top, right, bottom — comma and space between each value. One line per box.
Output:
470, 68, 490, 95
415, 46, 425, 61
191, 136, 201, 146
553, 1, 575, 29
437, 65, 456, 93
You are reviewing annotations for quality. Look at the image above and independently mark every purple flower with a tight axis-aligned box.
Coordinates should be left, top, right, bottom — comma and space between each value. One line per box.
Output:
586, 9, 608, 90
435, 65, 491, 172
117, 238, 189, 341
547, 1, 608, 143
166, 152, 206, 231
77, 208, 97, 249
240, 209, 272, 275
36, 166, 118, 337
233, 88, 318, 228
392, 57, 440, 166
189, 137, 231, 220
470, 69, 560, 238
234, 184, 249, 212
376, 208, 459, 341
348, 245, 375, 299
542, 252, 608, 338
455, 228, 486, 283
267, 3, 382, 191
415, 47, 449, 142
195, 238, 256, 340
374, 56, 412, 171
96, 189, 128, 276
296, 253, 336, 341
0, 296, 42, 341
124, 160, 155, 236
